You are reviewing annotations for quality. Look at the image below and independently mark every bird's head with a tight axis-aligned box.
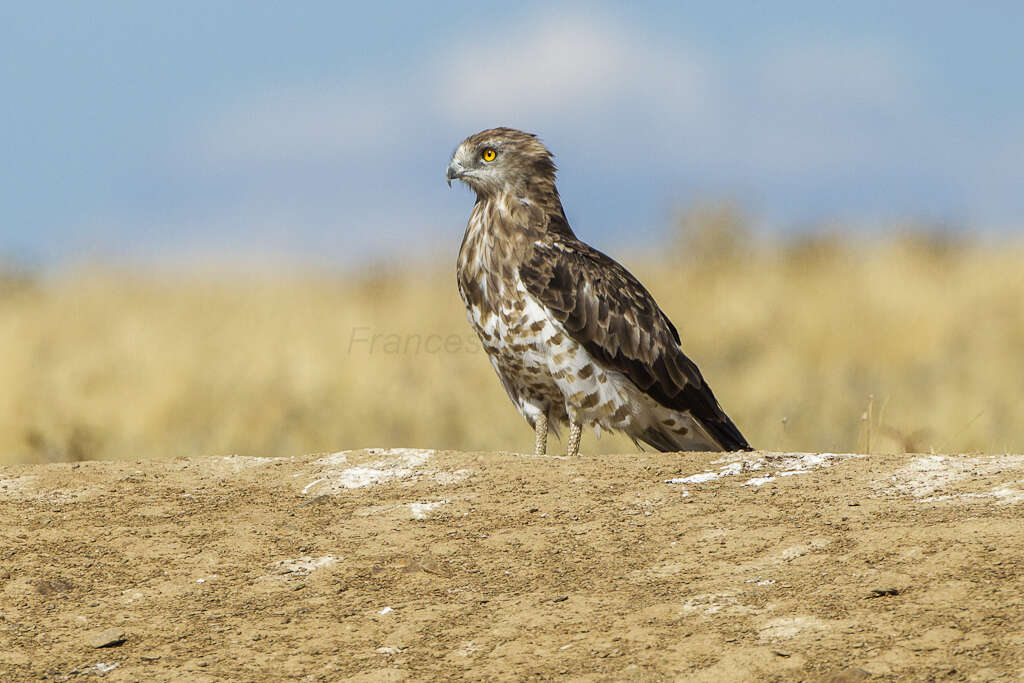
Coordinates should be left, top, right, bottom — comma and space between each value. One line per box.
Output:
446, 127, 557, 198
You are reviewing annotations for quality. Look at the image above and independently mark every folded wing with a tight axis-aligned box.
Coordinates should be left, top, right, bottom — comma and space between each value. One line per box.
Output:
518, 238, 751, 452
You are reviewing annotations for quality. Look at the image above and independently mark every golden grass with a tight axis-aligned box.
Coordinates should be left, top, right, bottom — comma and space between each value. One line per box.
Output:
2, 232, 1023, 464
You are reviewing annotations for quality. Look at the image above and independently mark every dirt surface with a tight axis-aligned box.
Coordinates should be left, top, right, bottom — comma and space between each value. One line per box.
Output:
2, 448, 1023, 681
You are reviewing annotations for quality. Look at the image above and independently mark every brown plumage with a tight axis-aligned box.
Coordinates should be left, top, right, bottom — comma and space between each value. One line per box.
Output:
447, 127, 751, 455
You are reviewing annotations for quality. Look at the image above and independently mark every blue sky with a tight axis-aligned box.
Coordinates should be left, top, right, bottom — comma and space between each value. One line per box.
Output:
2, 2, 1022, 267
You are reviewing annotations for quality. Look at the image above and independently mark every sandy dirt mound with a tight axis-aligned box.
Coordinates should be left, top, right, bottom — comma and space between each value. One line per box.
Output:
2, 449, 1023, 681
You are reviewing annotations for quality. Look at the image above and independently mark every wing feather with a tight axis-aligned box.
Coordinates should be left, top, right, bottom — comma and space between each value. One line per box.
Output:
519, 237, 751, 452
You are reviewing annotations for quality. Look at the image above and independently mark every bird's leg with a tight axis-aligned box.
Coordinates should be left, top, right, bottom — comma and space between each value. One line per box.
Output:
534, 411, 548, 456
567, 421, 582, 457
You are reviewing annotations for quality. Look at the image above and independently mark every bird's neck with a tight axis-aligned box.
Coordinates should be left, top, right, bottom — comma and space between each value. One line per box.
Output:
474, 184, 574, 239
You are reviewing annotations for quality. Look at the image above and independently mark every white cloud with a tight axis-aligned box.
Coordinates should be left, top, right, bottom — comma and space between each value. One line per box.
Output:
436, 13, 713, 130
441, 18, 630, 118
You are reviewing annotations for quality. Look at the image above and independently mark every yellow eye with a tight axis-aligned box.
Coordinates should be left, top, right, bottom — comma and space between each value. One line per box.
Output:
482, 148, 496, 162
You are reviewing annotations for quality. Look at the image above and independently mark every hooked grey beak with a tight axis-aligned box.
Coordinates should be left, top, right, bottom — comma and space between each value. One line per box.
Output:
446, 160, 465, 188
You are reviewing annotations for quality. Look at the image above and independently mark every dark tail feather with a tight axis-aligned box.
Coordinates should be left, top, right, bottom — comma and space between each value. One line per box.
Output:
701, 412, 753, 452
638, 413, 752, 453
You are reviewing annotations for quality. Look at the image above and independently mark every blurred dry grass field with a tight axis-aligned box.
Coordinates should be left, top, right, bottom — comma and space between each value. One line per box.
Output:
2, 219, 1023, 464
